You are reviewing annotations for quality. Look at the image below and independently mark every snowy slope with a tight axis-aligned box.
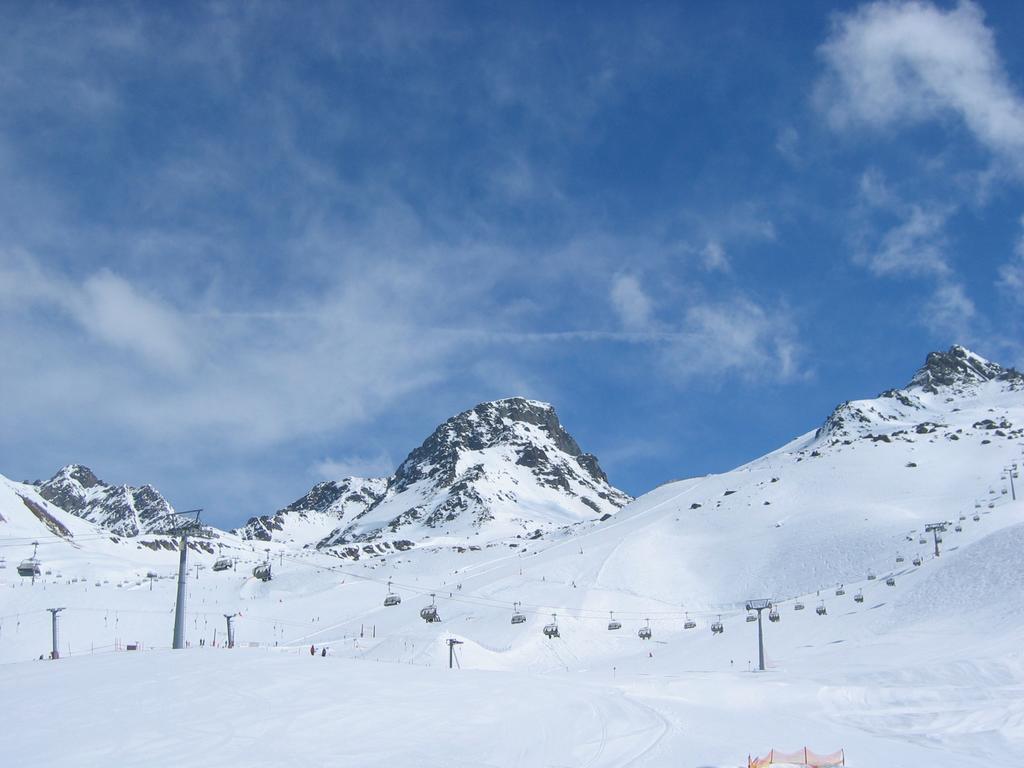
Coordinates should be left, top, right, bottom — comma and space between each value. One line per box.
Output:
34, 464, 189, 537
1, 346, 1023, 766
234, 476, 387, 547
317, 397, 631, 551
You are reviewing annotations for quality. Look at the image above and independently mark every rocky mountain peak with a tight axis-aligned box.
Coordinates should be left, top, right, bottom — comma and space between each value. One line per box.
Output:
391, 397, 588, 493
814, 345, 1023, 448
61, 464, 102, 489
907, 345, 1021, 394
316, 397, 630, 551
37, 464, 181, 537
234, 476, 388, 545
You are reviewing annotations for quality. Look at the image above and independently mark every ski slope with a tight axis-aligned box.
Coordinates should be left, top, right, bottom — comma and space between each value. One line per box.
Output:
2, 353, 1023, 766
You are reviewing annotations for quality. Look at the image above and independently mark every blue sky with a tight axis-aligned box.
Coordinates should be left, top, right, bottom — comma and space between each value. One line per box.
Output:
2, 1, 1023, 528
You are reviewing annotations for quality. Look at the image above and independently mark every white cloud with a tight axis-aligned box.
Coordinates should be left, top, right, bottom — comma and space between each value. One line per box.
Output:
922, 281, 976, 339
663, 297, 804, 382
853, 169, 952, 278
997, 215, 1024, 300
700, 240, 730, 272
818, 0, 1024, 173
311, 451, 394, 480
609, 274, 653, 331
861, 204, 951, 278
0, 254, 192, 372
775, 126, 801, 164
75, 271, 194, 372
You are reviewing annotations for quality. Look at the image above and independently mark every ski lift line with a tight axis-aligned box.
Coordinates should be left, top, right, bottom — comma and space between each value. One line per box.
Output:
0, 608, 48, 621
6, 471, 1004, 631
271, 482, 1003, 620
275, 550, 757, 620
274, 547, 912, 625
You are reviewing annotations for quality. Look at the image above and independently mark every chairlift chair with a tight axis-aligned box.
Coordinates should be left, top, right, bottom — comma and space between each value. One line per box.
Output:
17, 542, 41, 578
867, 572, 876, 581
0, 557, 6, 569
638, 619, 652, 640
973, 514, 980, 521
420, 594, 441, 623
912, 556, 922, 566
835, 585, 846, 596
816, 601, 827, 616
768, 608, 780, 622
683, 613, 697, 630
745, 612, 757, 623
511, 601, 526, 624
384, 581, 401, 607
959, 515, 966, 521
794, 601, 805, 611
543, 614, 560, 638
955, 524, 962, 532
886, 576, 896, 586
212, 558, 232, 572
252, 563, 272, 582
854, 590, 864, 603
711, 615, 724, 634
895, 555, 904, 563
607, 611, 622, 631
918, 536, 927, 544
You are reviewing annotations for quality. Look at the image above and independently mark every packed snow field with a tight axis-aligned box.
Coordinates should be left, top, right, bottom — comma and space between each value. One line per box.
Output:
2, 349, 1023, 766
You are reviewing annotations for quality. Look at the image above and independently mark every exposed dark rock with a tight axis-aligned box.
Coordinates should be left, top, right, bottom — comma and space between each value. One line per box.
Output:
317, 397, 630, 548
908, 345, 1023, 393
37, 465, 193, 537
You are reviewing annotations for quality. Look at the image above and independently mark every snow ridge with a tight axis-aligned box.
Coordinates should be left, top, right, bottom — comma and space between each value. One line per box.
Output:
316, 397, 631, 550
36, 464, 185, 537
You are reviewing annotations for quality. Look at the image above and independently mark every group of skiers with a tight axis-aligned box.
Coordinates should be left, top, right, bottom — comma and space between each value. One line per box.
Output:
310, 644, 328, 657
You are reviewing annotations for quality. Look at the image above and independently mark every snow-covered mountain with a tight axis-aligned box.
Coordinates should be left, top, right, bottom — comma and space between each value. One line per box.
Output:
315, 397, 631, 552
234, 477, 387, 546
814, 344, 1022, 448
2, 347, 1023, 766
34, 464, 192, 537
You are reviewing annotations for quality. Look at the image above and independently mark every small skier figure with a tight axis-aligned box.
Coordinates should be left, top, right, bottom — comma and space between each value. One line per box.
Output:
310, 644, 316, 656
321, 647, 327, 657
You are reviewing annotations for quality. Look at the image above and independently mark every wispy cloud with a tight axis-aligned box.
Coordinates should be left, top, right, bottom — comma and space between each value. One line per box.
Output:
311, 452, 395, 481
663, 298, 804, 383
609, 274, 654, 331
818, 0, 1024, 174
997, 215, 1024, 301
700, 240, 730, 273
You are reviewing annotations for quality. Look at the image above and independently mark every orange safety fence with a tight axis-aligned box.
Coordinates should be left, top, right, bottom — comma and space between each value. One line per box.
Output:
749, 747, 845, 767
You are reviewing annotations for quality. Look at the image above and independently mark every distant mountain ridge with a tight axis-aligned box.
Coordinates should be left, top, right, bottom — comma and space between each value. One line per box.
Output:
814, 345, 1022, 448
233, 477, 388, 546
29, 347, 1018, 550
236, 397, 631, 552
35, 464, 189, 537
